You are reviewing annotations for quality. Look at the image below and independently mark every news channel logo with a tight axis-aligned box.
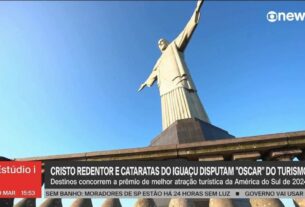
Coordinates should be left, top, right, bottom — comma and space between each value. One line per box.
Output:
267, 11, 305, 23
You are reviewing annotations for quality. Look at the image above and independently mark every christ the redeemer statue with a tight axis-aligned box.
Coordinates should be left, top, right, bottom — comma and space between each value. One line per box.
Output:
138, 0, 210, 130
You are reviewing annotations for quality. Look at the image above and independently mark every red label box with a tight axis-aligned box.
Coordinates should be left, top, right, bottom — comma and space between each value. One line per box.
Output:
0, 161, 42, 198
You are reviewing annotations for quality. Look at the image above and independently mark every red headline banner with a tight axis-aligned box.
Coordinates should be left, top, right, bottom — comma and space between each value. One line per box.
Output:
0, 161, 42, 198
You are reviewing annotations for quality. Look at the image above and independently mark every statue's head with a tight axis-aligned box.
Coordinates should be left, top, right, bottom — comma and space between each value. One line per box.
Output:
158, 38, 169, 52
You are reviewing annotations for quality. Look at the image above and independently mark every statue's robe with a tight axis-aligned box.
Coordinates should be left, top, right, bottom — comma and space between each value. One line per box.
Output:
145, 9, 210, 130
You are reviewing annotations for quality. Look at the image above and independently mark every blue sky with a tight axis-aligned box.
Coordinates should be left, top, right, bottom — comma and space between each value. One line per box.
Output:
1, 1, 305, 206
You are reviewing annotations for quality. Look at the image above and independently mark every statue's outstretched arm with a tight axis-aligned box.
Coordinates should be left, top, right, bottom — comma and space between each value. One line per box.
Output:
138, 60, 160, 92
174, 0, 204, 52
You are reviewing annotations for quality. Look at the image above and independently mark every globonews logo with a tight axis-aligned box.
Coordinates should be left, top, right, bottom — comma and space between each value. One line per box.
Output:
267, 11, 305, 22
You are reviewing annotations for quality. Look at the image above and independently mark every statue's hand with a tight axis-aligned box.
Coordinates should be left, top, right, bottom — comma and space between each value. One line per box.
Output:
138, 83, 147, 92
196, 0, 204, 12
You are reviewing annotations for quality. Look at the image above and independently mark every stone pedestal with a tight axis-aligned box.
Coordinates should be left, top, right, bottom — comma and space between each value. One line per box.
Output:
150, 118, 234, 207
150, 118, 234, 146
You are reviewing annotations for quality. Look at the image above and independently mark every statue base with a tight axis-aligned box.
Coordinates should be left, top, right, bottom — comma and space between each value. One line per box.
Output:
150, 118, 235, 146
150, 118, 235, 207
150, 120, 251, 206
